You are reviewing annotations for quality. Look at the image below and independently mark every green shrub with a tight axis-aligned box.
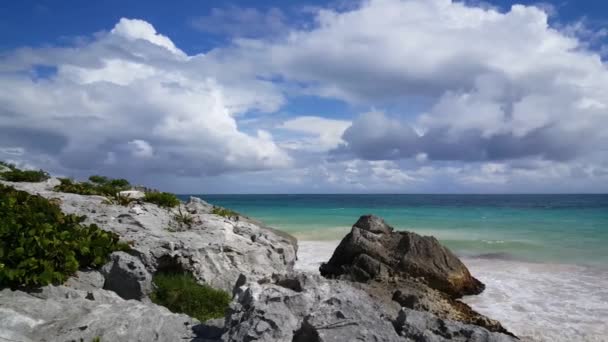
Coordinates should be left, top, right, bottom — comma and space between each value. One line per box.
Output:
0, 168, 49, 183
212, 207, 239, 218
143, 192, 180, 208
54, 177, 131, 197
151, 272, 231, 321
0, 184, 128, 288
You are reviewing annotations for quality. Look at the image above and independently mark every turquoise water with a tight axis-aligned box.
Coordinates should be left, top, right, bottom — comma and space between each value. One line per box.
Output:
182, 194, 608, 267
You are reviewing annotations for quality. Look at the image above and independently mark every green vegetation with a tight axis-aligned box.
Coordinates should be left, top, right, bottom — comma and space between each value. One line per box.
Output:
0, 184, 128, 288
143, 192, 180, 208
212, 207, 239, 219
0, 161, 49, 183
168, 207, 194, 232
151, 272, 231, 321
54, 176, 131, 197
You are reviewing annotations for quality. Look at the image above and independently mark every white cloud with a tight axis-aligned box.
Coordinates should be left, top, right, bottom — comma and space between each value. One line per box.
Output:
0, 18, 291, 179
111, 18, 185, 57
128, 140, 154, 159
279, 116, 351, 152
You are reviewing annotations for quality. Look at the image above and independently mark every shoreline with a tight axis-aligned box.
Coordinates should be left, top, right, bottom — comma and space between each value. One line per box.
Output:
296, 239, 608, 342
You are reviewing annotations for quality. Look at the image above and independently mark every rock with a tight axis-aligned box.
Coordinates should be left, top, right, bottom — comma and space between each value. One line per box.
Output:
3, 180, 298, 294
318, 215, 513, 336
129, 205, 145, 215
101, 251, 153, 300
394, 308, 516, 342
223, 273, 402, 342
320, 215, 484, 298
119, 190, 145, 199
222, 273, 516, 342
194, 318, 225, 340
0, 286, 201, 342
65, 270, 105, 291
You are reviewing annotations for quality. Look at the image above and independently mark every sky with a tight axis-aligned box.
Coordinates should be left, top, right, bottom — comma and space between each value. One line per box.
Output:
1, 0, 607, 194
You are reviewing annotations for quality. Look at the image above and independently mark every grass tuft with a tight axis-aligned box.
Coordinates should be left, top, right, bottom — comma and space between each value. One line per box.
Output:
151, 272, 231, 322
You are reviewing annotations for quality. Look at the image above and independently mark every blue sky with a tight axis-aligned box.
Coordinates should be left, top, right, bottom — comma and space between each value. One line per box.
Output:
1, 0, 607, 193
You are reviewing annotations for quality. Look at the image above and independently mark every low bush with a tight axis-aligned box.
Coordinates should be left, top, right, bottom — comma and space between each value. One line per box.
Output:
0, 184, 128, 288
54, 177, 131, 197
212, 207, 239, 218
143, 192, 180, 208
151, 272, 231, 322
0, 162, 49, 183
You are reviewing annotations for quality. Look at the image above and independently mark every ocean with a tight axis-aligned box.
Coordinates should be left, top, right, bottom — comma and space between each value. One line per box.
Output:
183, 194, 608, 342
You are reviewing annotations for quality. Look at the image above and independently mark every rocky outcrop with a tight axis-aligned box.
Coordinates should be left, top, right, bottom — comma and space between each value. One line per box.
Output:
0, 286, 201, 342
321, 215, 483, 298
319, 215, 512, 335
222, 273, 517, 342
2, 179, 298, 293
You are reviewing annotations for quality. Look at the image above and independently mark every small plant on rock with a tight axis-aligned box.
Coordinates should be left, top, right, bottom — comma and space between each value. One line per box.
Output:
169, 207, 194, 232
212, 206, 239, 219
151, 272, 231, 322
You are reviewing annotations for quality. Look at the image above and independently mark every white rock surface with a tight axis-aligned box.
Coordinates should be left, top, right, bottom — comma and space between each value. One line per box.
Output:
0, 286, 200, 342
119, 190, 145, 199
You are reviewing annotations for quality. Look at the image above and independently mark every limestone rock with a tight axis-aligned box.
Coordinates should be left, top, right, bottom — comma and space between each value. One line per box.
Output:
119, 190, 145, 199
394, 308, 516, 342
0, 286, 200, 342
223, 273, 402, 342
101, 251, 153, 300
320, 215, 484, 298
222, 273, 517, 342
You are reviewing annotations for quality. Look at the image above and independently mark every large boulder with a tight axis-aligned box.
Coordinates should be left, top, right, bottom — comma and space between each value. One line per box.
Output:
0, 286, 201, 342
320, 215, 484, 298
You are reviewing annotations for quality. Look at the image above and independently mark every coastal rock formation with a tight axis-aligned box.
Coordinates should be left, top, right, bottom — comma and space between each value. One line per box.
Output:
319, 215, 511, 335
0, 286, 201, 342
1, 179, 517, 341
222, 273, 517, 342
320, 215, 484, 298
2, 179, 298, 293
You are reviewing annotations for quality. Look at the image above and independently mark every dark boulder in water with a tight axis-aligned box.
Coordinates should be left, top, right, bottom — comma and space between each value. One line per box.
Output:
320, 214, 485, 298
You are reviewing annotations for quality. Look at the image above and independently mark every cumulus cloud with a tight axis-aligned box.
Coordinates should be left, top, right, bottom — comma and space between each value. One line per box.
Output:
0, 18, 291, 179
254, 0, 608, 165
278, 116, 351, 152
2, 0, 608, 193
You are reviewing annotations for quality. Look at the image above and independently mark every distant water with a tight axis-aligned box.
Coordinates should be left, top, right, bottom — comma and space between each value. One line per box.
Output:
183, 194, 608, 341
183, 194, 608, 267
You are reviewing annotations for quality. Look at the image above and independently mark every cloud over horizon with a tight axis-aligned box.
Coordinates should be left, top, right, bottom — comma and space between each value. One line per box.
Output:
1, 0, 607, 193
